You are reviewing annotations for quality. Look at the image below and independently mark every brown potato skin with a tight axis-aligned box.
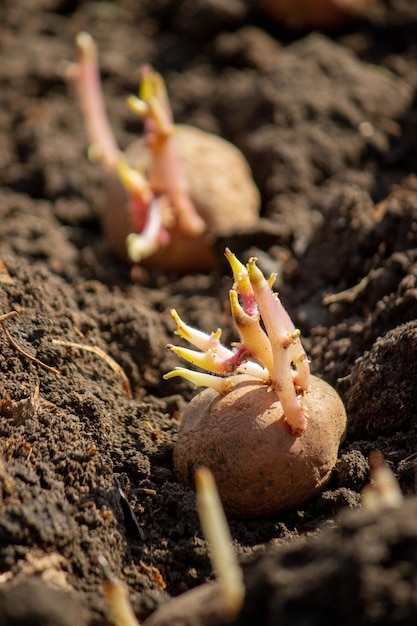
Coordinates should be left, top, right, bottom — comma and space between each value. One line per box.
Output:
258, 0, 375, 29
174, 375, 347, 518
143, 582, 221, 626
100, 125, 260, 272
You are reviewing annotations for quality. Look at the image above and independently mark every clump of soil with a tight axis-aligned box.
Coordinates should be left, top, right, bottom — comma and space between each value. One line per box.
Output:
2, 0, 417, 624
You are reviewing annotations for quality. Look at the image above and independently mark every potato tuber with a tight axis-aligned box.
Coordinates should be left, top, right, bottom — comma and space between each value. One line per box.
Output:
165, 249, 347, 518
258, 0, 375, 30
69, 34, 260, 272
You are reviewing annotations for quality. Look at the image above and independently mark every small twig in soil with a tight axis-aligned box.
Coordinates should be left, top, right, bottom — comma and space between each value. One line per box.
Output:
323, 268, 384, 306
52, 339, 132, 398
98, 555, 141, 626
0, 312, 60, 378
0, 311, 18, 323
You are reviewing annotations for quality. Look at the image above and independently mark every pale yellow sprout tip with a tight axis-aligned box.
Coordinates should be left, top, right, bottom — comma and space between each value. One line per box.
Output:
267, 273, 277, 288
98, 555, 140, 626
76, 31, 95, 56
246, 257, 266, 287
163, 368, 234, 394
170, 308, 180, 322
362, 452, 403, 511
126, 233, 157, 264
126, 95, 148, 118
212, 328, 222, 341
225, 248, 247, 279
139, 67, 164, 103
195, 466, 245, 616
116, 159, 147, 194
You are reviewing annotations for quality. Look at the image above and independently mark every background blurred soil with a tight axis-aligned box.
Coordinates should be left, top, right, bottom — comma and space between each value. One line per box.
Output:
2, 0, 417, 624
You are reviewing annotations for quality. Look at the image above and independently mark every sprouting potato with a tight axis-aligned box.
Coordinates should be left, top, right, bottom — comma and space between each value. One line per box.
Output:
69, 34, 260, 273
165, 250, 347, 518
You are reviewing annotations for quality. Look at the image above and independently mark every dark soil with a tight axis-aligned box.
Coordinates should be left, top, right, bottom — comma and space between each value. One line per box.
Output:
2, 0, 417, 624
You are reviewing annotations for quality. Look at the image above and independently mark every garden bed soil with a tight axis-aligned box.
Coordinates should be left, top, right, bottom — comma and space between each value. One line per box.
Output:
2, 1, 417, 624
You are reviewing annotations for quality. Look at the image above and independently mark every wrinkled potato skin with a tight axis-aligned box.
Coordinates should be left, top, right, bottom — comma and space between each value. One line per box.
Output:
174, 375, 347, 518
100, 125, 260, 272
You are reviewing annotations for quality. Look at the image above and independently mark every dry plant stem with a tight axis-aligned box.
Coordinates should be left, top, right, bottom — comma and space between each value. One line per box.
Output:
98, 556, 141, 626
0, 311, 60, 378
0, 311, 18, 324
52, 340, 132, 398
196, 467, 245, 617
323, 268, 385, 306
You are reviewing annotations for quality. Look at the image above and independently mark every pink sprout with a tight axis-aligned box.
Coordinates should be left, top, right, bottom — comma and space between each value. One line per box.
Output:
164, 249, 311, 435
68, 32, 204, 263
